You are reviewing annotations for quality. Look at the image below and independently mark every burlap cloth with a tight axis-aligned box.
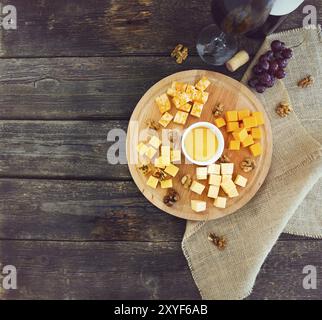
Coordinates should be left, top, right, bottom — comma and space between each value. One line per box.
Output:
182, 27, 322, 300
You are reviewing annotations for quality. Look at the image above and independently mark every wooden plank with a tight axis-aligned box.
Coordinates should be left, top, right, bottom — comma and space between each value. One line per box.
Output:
0, 57, 246, 120
0, 120, 131, 179
1, 0, 321, 57
0, 178, 305, 242
0, 239, 321, 299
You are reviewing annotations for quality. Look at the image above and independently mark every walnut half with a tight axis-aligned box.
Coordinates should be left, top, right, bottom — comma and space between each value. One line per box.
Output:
240, 158, 256, 173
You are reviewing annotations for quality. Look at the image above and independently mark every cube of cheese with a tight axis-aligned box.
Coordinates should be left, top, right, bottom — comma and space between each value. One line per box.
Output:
136, 142, 149, 156
229, 140, 240, 151
186, 84, 196, 94
172, 92, 191, 109
251, 127, 262, 140
228, 188, 239, 198
166, 88, 178, 97
171, 150, 181, 163
195, 76, 211, 91
209, 174, 222, 186
214, 197, 227, 209
154, 157, 166, 169
196, 167, 208, 180
243, 116, 258, 128
241, 135, 254, 147
221, 163, 234, 175
159, 112, 174, 128
147, 176, 159, 189
164, 164, 179, 177
161, 179, 173, 189
252, 112, 265, 125
238, 109, 250, 121
208, 185, 220, 199
222, 175, 233, 182
250, 143, 262, 157
232, 128, 248, 142
235, 174, 248, 187
214, 117, 226, 128
191, 102, 204, 118
179, 103, 192, 113
193, 90, 209, 104
172, 81, 187, 92
221, 179, 238, 196
149, 136, 161, 149
225, 111, 238, 122
208, 164, 221, 175
191, 200, 207, 213
226, 121, 239, 132
155, 94, 171, 114
174, 111, 189, 125
145, 146, 157, 159
190, 181, 206, 195
161, 146, 170, 165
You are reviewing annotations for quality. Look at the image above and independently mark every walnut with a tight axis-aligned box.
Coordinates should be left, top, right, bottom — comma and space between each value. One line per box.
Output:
163, 188, 180, 207
146, 119, 160, 131
212, 103, 224, 117
137, 164, 153, 176
181, 174, 192, 189
208, 233, 227, 250
152, 168, 168, 181
240, 158, 256, 173
171, 44, 189, 64
298, 75, 314, 88
276, 102, 293, 118
217, 154, 231, 164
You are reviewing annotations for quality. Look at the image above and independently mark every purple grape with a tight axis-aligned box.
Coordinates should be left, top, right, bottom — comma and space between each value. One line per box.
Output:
273, 51, 284, 59
255, 84, 266, 93
253, 64, 263, 75
282, 48, 293, 59
259, 60, 270, 71
277, 58, 288, 69
267, 76, 276, 88
275, 69, 286, 79
271, 40, 285, 52
259, 73, 271, 86
259, 54, 268, 63
248, 78, 259, 88
268, 61, 279, 75
264, 50, 274, 61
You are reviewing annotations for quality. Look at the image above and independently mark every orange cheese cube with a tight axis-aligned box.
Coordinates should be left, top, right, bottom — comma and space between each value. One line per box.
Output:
252, 112, 265, 126
158, 112, 173, 128
155, 94, 171, 114
243, 116, 258, 128
232, 128, 248, 142
250, 143, 262, 157
179, 103, 192, 113
214, 117, 226, 128
190, 102, 204, 118
238, 109, 250, 121
173, 111, 189, 125
225, 111, 238, 122
241, 135, 254, 147
193, 90, 209, 104
229, 140, 241, 150
195, 76, 211, 91
226, 121, 239, 132
172, 81, 187, 92
251, 127, 262, 140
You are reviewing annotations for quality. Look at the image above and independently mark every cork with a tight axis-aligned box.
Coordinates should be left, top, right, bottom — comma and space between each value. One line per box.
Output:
226, 50, 250, 72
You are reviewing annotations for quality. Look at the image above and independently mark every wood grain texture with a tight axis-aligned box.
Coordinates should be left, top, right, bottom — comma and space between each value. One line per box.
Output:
0, 239, 321, 300
0, 0, 321, 57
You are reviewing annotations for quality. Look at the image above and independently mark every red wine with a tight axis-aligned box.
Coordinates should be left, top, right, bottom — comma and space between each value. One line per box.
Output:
212, 0, 276, 35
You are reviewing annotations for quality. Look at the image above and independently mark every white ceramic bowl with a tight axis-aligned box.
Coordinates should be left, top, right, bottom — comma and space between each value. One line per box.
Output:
181, 122, 225, 166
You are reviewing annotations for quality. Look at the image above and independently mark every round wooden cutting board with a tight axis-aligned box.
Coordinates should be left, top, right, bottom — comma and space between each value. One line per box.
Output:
126, 70, 272, 221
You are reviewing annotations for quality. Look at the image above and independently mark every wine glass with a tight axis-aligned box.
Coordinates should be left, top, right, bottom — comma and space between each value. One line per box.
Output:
197, 0, 276, 65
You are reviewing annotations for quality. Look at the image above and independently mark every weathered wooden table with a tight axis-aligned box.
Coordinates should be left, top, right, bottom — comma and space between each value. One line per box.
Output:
0, 0, 321, 300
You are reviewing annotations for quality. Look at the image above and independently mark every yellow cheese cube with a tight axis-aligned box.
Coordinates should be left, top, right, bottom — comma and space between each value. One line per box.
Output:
222, 175, 233, 182
179, 103, 192, 113
171, 150, 181, 163
214, 197, 227, 209
154, 157, 166, 169
225, 111, 238, 122
209, 174, 222, 186
145, 146, 157, 159
226, 121, 239, 132
195, 76, 211, 91
228, 188, 239, 198
238, 109, 250, 121
193, 90, 209, 104
208, 185, 220, 199
251, 127, 262, 140
161, 179, 173, 189
149, 136, 161, 149
191, 102, 204, 118
186, 84, 196, 94
241, 135, 254, 147
191, 200, 207, 213
208, 164, 221, 175
161, 146, 171, 165
173, 111, 189, 125
252, 112, 265, 126
221, 179, 237, 196
147, 176, 158, 189
172, 92, 192, 109
221, 163, 234, 175
190, 181, 205, 195
229, 140, 240, 151
196, 167, 207, 180
172, 81, 187, 92
234, 174, 248, 187
214, 117, 226, 128
167, 88, 178, 97
158, 112, 173, 128
136, 142, 149, 156
155, 94, 171, 114
250, 143, 262, 157
232, 128, 248, 142
243, 116, 258, 128
164, 164, 179, 177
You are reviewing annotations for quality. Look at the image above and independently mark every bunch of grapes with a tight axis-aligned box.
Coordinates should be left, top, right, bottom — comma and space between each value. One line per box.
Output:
248, 40, 293, 94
